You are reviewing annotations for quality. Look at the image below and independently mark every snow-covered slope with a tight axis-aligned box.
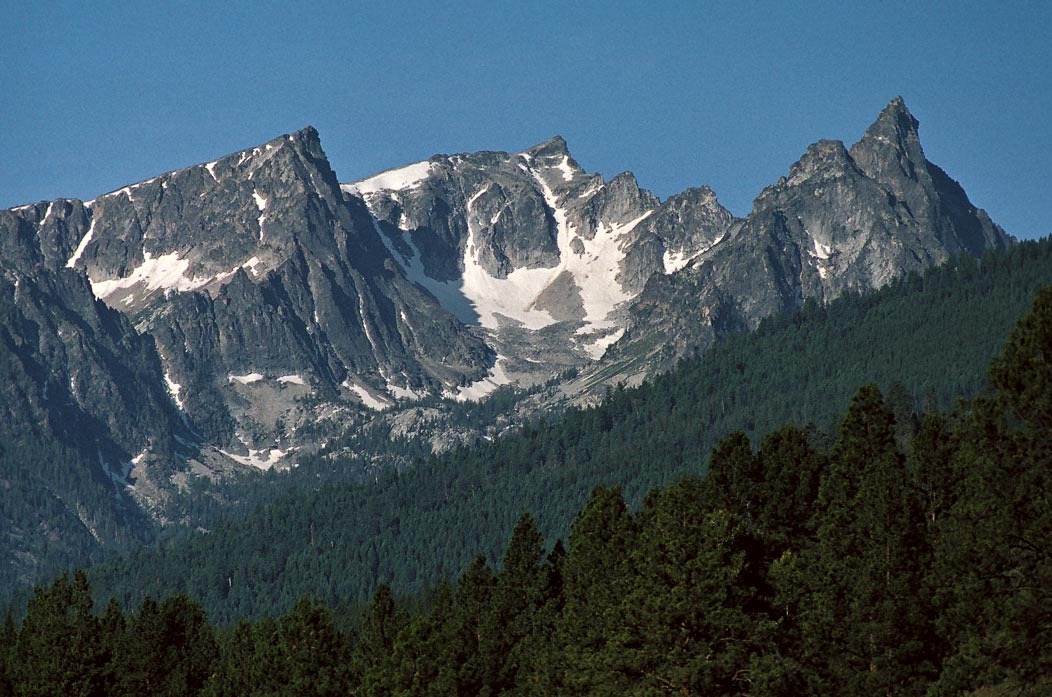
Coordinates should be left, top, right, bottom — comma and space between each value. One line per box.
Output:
344, 136, 731, 369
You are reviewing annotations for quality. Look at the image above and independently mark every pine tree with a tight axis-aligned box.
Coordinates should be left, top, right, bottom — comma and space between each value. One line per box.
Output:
0, 612, 16, 697
785, 385, 933, 696
752, 425, 826, 548
702, 432, 758, 519
477, 512, 553, 695
933, 287, 1052, 692
555, 486, 637, 694
11, 571, 107, 697
354, 584, 404, 695
276, 597, 346, 697
615, 478, 770, 695
449, 556, 495, 695
386, 581, 459, 696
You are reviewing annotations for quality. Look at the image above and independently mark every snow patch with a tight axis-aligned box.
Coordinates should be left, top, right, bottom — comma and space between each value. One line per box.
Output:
370, 169, 653, 347
663, 233, 727, 274
343, 380, 391, 411
347, 161, 435, 195
205, 161, 219, 182
253, 190, 268, 237
243, 256, 263, 275
451, 356, 511, 402
40, 201, 54, 225
219, 447, 286, 471
229, 373, 264, 385
555, 155, 575, 181
532, 171, 650, 339
277, 374, 306, 386
66, 217, 96, 268
164, 371, 185, 410
812, 238, 832, 260
809, 238, 833, 279
582, 327, 626, 360
386, 380, 423, 400
456, 194, 558, 329
90, 250, 213, 300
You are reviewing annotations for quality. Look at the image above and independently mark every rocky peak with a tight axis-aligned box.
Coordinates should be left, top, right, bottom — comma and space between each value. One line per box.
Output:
612, 97, 1013, 382
848, 96, 926, 195
522, 135, 570, 160
855, 96, 920, 152
785, 139, 855, 187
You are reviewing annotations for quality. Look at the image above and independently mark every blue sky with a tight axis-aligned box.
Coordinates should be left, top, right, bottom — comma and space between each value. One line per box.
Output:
2, 1, 1049, 238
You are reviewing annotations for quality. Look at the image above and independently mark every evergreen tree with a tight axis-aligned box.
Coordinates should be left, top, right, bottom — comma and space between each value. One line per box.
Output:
276, 597, 346, 697
555, 486, 637, 694
203, 620, 261, 697
386, 581, 460, 696
11, 571, 107, 697
478, 512, 554, 695
784, 385, 933, 696
702, 432, 758, 520
0, 612, 15, 697
932, 287, 1052, 692
751, 425, 826, 548
615, 478, 770, 695
449, 556, 495, 695
354, 584, 404, 695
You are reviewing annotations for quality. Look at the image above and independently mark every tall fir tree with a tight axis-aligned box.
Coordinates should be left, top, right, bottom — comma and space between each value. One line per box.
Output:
932, 287, 1052, 693
11, 571, 108, 697
783, 385, 933, 696
554, 486, 637, 695
615, 478, 771, 695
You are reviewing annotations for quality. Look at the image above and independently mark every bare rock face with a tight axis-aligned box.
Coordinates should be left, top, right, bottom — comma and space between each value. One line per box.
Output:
0, 97, 1014, 582
0, 98, 1011, 481
0, 128, 500, 518
346, 135, 733, 367
608, 97, 1012, 374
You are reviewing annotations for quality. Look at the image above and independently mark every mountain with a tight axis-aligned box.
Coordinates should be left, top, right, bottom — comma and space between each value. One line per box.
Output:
348, 135, 731, 374
79, 236, 1052, 623
605, 97, 1011, 375
0, 97, 1014, 589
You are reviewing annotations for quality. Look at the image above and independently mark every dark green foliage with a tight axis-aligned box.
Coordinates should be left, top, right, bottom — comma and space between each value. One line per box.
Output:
353, 584, 404, 694
0, 612, 14, 696
6, 280, 1052, 694
73, 239, 1052, 627
112, 595, 218, 697
5, 248, 1052, 695
616, 482, 771, 695
930, 287, 1052, 694
783, 386, 933, 695
10, 571, 107, 697
556, 486, 637, 694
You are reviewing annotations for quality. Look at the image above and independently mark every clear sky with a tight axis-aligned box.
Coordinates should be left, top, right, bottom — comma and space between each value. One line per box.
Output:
2, 1, 1049, 238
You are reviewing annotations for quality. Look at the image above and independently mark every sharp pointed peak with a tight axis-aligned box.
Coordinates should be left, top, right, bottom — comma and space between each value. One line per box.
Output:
259, 125, 324, 153
521, 135, 570, 158
860, 96, 920, 143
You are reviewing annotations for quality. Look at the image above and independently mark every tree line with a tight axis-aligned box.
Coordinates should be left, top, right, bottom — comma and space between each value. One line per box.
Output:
68, 237, 1052, 625
4, 286, 1052, 695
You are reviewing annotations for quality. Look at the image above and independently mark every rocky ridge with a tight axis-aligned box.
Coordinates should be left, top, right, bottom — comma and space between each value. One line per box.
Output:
0, 98, 1012, 580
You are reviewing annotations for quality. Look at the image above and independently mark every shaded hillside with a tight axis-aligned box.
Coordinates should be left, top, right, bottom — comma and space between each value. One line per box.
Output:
60, 237, 1052, 623
8, 285, 1052, 694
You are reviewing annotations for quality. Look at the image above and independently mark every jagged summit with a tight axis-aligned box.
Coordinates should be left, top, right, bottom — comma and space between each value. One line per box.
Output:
849, 96, 926, 187
521, 135, 570, 157
860, 96, 919, 143
0, 103, 1018, 583
615, 97, 1013, 373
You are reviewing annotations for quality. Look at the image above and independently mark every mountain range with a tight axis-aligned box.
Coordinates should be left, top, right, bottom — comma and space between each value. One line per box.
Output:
0, 97, 1011, 585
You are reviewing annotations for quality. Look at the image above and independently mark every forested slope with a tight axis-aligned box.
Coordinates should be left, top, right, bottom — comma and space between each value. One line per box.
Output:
5, 284, 1052, 695
62, 238, 1052, 625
